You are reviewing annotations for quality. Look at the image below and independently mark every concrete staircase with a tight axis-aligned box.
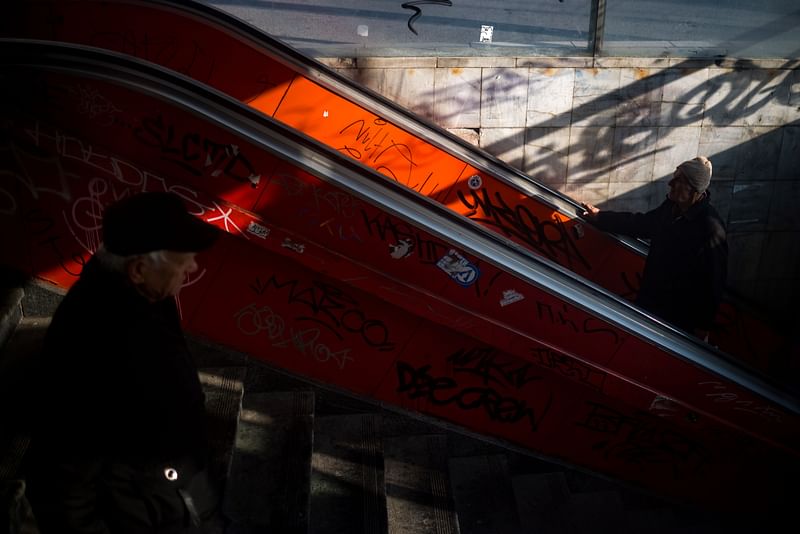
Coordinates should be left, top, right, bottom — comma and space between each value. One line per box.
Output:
0, 274, 762, 534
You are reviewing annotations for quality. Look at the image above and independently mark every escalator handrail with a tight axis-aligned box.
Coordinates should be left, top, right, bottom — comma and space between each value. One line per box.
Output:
2, 39, 797, 418
147, 0, 774, 326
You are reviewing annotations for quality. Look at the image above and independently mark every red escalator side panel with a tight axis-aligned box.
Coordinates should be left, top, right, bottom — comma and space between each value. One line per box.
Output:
1, 0, 785, 373
2, 62, 797, 512
3, 64, 797, 455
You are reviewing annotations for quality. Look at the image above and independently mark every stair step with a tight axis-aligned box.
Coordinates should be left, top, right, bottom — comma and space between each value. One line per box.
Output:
448, 454, 523, 534
559, 490, 626, 534
0, 283, 23, 349
199, 366, 247, 483
625, 506, 677, 534
0, 434, 30, 480
0, 317, 49, 402
310, 413, 387, 534
0, 315, 50, 480
512, 471, 570, 534
384, 434, 459, 534
225, 391, 315, 533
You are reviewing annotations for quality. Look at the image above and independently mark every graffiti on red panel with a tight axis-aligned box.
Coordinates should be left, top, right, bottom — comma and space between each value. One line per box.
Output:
134, 113, 261, 187
534, 298, 623, 351
266, 171, 366, 243
529, 347, 608, 392
249, 274, 395, 352
234, 302, 354, 371
457, 186, 590, 271
335, 117, 444, 200
90, 31, 216, 85
361, 210, 452, 265
576, 401, 710, 477
697, 381, 784, 424
232, 273, 396, 371
395, 347, 554, 432
0, 120, 248, 284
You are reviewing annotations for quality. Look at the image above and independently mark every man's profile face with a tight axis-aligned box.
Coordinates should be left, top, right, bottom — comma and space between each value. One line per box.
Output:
667, 169, 698, 206
132, 251, 199, 302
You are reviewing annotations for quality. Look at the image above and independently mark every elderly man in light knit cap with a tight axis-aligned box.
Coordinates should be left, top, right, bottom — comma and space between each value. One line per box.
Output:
582, 156, 727, 341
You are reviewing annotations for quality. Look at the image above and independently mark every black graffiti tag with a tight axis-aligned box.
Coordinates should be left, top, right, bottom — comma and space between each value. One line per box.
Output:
447, 347, 544, 390
396, 361, 552, 431
251, 275, 395, 352
401, 1, 453, 35
134, 113, 260, 186
576, 401, 709, 475
361, 210, 449, 263
536, 300, 621, 347
529, 347, 607, 392
337, 118, 438, 197
458, 188, 590, 271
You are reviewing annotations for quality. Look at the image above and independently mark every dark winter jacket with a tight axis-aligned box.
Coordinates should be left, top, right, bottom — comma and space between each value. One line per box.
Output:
25, 256, 211, 533
592, 193, 728, 332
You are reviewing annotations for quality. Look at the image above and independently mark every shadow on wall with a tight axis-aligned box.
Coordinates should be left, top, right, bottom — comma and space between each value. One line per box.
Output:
344, 53, 800, 323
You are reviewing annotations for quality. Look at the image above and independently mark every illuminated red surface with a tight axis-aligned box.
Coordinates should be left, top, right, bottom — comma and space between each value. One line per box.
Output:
1, 1, 796, 512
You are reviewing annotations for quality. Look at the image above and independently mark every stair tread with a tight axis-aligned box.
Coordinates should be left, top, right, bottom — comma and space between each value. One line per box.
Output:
310, 413, 387, 534
0, 284, 24, 349
200, 366, 247, 484
560, 490, 626, 534
225, 390, 315, 534
384, 434, 459, 534
511, 471, 570, 533
448, 454, 523, 534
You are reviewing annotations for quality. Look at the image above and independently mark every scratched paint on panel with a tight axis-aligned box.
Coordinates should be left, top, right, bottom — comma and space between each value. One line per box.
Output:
190, 235, 412, 394
3, 0, 785, 376
273, 76, 467, 201
7, 59, 798, 459
15, 72, 280, 211
369, 325, 789, 511
2, 118, 232, 292
230, 134, 800, 453
1, 51, 798, 514
3, 0, 296, 110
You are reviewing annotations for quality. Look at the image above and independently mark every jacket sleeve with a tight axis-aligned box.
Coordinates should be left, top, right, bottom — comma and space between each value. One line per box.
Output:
694, 217, 728, 331
36, 458, 112, 534
590, 205, 663, 239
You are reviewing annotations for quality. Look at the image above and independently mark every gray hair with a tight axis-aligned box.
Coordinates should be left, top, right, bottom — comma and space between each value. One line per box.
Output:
94, 244, 168, 273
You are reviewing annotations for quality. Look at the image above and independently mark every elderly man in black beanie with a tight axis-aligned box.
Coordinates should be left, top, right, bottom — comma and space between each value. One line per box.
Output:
582, 156, 728, 341
25, 192, 222, 533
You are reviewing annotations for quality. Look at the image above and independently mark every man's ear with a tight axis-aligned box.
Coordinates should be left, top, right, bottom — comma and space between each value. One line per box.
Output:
126, 256, 148, 284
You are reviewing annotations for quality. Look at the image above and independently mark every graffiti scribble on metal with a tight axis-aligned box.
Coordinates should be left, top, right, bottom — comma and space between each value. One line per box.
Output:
401, 0, 453, 36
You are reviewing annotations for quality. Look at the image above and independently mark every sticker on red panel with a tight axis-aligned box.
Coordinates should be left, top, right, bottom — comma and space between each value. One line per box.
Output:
436, 249, 480, 287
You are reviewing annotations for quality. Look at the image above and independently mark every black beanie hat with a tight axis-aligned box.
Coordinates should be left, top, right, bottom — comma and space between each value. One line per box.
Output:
102, 192, 219, 256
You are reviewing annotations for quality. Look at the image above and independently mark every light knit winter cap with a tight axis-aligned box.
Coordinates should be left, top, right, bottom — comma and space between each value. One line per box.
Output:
677, 156, 712, 192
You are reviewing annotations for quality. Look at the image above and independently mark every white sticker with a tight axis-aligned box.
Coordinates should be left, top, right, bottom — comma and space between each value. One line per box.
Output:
246, 221, 270, 239
649, 395, 679, 417
480, 25, 494, 43
282, 238, 305, 253
467, 174, 483, 190
436, 249, 480, 287
389, 238, 414, 259
499, 289, 524, 307
357, 24, 369, 37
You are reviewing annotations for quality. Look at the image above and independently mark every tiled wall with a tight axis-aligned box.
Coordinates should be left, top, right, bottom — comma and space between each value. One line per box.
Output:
326, 56, 800, 323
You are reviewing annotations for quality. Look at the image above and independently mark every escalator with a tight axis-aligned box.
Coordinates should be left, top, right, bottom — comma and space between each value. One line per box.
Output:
1, 8, 798, 518
2, 0, 790, 381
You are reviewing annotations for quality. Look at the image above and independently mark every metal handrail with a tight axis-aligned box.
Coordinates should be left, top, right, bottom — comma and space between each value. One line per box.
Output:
1, 39, 796, 417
